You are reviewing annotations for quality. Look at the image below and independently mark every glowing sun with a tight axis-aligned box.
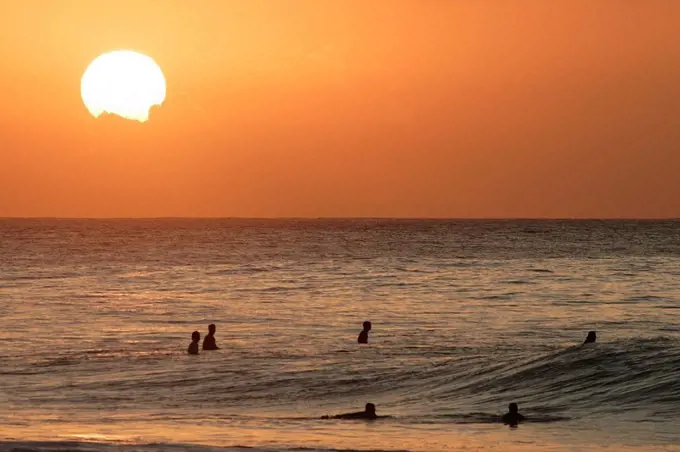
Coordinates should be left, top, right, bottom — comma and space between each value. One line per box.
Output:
81, 50, 166, 122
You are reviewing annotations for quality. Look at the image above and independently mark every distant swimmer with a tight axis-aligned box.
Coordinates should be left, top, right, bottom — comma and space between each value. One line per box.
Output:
188, 331, 200, 355
203, 324, 220, 350
502, 403, 526, 426
358, 321, 372, 344
323, 403, 378, 420
583, 331, 597, 345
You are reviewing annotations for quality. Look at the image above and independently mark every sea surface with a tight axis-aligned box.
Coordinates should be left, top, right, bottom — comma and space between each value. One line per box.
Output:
1, 219, 679, 452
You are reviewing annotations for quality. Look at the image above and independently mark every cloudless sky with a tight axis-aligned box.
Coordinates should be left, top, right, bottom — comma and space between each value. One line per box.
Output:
1, 0, 679, 218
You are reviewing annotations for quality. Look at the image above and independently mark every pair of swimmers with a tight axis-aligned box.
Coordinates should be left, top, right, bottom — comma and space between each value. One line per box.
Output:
324, 402, 526, 425
187, 324, 220, 355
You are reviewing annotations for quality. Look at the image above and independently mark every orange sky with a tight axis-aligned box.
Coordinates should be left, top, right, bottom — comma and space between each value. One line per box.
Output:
1, 1, 680, 218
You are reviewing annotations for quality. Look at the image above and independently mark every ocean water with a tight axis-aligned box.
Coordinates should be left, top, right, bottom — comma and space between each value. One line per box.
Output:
0, 219, 679, 452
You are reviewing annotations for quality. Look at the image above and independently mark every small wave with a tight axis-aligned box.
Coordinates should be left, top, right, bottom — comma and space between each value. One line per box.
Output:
393, 267, 430, 273
0, 441, 410, 452
625, 295, 665, 302
31, 349, 178, 369
427, 412, 570, 424
446, 337, 680, 411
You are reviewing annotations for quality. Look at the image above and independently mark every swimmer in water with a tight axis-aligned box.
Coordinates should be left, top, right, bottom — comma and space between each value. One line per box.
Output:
188, 331, 200, 355
202, 323, 220, 350
358, 321, 372, 344
323, 403, 378, 420
583, 331, 597, 344
502, 403, 526, 426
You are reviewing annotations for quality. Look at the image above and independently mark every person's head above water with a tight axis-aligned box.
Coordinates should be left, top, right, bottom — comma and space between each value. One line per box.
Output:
502, 402, 525, 425
208, 324, 216, 335
358, 321, 371, 344
365, 403, 376, 415
584, 331, 597, 343
192, 331, 200, 342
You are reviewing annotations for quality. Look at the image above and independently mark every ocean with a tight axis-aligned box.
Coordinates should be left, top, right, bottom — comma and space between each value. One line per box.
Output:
0, 219, 678, 452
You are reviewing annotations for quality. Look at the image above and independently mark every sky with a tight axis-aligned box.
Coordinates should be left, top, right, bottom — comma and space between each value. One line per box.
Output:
1, 0, 679, 218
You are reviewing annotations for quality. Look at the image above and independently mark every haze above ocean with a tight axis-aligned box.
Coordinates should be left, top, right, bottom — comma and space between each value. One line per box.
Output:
1, 219, 679, 452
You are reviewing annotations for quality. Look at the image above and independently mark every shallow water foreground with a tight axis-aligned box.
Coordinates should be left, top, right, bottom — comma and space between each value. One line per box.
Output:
1, 418, 679, 452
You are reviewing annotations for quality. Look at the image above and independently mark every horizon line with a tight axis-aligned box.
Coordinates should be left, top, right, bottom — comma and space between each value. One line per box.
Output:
1, 216, 679, 221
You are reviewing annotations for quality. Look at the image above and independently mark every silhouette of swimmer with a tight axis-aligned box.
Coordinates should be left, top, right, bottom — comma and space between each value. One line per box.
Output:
188, 331, 200, 355
202, 324, 220, 350
502, 403, 526, 426
323, 403, 378, 420
583, 331, 597, 344
358, 321, 372, 344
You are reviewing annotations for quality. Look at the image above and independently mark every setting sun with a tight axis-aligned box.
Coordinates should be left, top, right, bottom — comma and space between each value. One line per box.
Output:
81, 50, 166, 122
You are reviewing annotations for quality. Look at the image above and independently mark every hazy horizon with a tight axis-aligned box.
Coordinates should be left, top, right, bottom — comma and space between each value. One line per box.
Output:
2, 216, 680, 220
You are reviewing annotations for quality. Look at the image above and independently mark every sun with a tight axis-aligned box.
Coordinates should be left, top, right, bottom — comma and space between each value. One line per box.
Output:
81, 50, 166, 122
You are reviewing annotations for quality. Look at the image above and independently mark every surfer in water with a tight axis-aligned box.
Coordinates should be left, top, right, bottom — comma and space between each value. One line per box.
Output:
323, 403, 378, 420
502, 403, 526, 426
358, 321, 372, 344
188, 331, 200, 355
583, 331, 597, 345
202, 323, 220, 350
